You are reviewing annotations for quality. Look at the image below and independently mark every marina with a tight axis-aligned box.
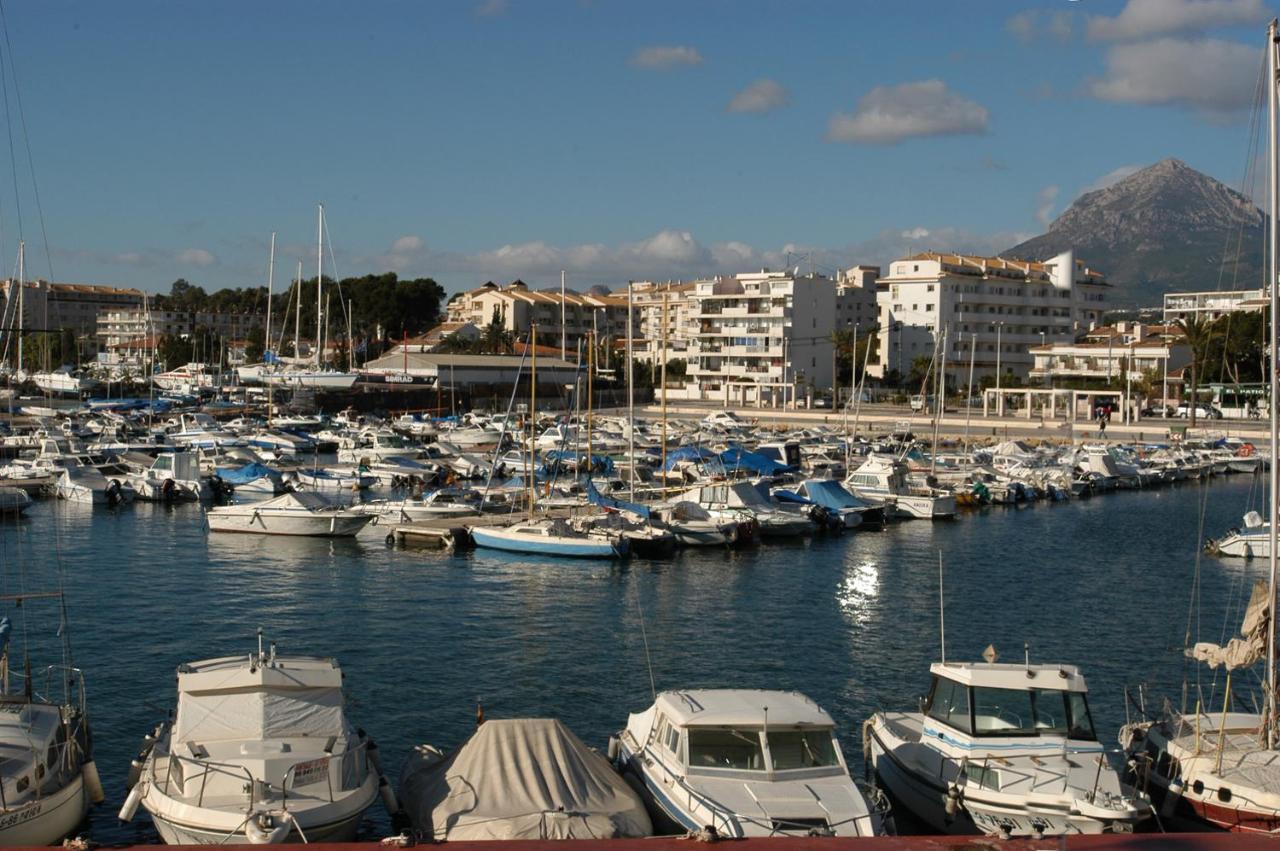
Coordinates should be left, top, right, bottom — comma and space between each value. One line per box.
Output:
0, 434, 1267, 843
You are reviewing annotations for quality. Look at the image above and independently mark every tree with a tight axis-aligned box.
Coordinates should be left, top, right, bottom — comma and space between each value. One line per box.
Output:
245, 325, 266, 364
1175, 315, 1219, 428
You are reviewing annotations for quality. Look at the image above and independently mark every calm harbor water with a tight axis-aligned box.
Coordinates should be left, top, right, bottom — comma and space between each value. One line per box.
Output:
0, 474, 1270, 843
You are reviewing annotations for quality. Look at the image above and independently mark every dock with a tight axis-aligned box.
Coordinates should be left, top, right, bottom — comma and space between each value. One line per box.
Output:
390, 508, 579, 549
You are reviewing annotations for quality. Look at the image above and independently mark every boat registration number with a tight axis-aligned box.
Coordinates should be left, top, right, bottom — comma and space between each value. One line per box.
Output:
291, 758, 328, 787
0, 803, 42, 831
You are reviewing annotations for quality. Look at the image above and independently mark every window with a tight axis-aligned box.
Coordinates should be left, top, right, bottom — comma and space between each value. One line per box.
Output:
925, 305, 934, 312
767, 730, 839, 769
926, 284, 935, 292
926, 676, 971, 733
687, 728, 766, 770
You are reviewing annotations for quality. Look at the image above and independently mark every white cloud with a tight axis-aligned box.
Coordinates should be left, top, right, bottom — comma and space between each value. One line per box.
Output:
826, 80, 989, 145
391, 235, 423, 253
1089, 37, 1258, 116
1079, 164, 1144, 197
1088, 0, 1267, 41
900, 227, 930, 239
727, 78, 789, 113
1035, 185, 1060, 227
475, 0, 508, 16
177, 248, 216, 267
1005, 9, 1074, 43
629, 45, 704, 70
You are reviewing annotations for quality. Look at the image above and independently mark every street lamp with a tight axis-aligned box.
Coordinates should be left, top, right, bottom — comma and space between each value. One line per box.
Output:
994, 321, 1004, 414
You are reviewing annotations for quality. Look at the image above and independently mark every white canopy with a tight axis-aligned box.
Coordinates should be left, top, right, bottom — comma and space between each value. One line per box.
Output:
399, 719, 652, 840
173, 658, 346, 743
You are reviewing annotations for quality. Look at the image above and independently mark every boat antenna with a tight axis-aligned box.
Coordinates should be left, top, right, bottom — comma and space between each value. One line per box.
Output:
1024, 642, 1030, 667
634, 589, 657, 700
256, 626, 264, 662
938, 549, 946, 664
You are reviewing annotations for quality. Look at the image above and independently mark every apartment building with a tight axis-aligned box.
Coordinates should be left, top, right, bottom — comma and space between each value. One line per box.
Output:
872, 249, 1108, 386
0, 279, 145, 337
682, 270, 836, 406
97, 307, 265, 350
1029, 322, 1189, 384
617, 280, 693, 364
835, 265, 879, 332
444, 280, 629, 354
1163, 288, 1267, 323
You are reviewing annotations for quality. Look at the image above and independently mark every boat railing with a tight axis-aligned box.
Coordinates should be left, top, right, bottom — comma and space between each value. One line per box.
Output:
29, 664, 88, 717
278, 738, 369, 809
160, 750, 256, 809
953, 745, 1132, 805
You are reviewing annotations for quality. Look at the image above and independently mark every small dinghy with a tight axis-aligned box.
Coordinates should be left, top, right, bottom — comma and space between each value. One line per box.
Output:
120, 633, 389, 844
399, 718, 652, 840
206, 491, 374, 537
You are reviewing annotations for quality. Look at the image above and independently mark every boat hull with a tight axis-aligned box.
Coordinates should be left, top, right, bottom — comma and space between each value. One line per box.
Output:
207, 510, 372, 536
470, 526, 621, 558
0, 774, 88, 846
149, 804, 365, 845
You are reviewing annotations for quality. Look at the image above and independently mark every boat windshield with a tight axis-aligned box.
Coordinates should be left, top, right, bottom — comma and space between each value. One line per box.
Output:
766, 729, 839, 770
687, 728, 766, 770
970, 686, 1097, 740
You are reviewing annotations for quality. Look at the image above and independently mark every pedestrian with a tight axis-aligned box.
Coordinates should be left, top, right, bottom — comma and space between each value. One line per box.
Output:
1099, 408, 1108, 438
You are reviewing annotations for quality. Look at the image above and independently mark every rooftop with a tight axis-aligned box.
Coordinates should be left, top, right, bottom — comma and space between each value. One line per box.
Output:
654, 689, 834, 728
930, 661, 1088, 692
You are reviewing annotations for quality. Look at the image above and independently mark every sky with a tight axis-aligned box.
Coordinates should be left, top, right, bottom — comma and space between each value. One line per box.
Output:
0, 0, 1272, 295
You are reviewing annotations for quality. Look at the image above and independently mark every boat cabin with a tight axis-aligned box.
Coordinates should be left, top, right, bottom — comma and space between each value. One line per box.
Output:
636, 690, 847, 779
922, 662, 1097, 741
756, 442, 802, 469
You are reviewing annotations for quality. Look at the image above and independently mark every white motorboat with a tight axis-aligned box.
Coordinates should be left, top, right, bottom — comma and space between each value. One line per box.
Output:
0, 486, 32, 514
651, 501, 740, 547
400, 718, 652, 840
336, 430, 418, 463
56, 462, 136, 506
125, 452, 209, 502
615, 689, 885, 837
152, 362, 221, 394
28, 367, 100, 397
846, 454, 956, 519
264, 368, 359, 390
291, 467, 376, 492
867, 658, 1148, 837
676, 481, 814, 538
120, 635, 387, 844
1207, 510, 1270, 558
206, 491, 374, 536
0, 600, 103, 845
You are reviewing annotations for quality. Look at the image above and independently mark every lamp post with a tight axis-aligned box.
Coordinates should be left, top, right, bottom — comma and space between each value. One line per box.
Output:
994, 321, 1004, 416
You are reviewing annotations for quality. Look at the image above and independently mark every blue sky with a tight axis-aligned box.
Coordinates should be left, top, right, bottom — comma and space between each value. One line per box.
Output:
0, 0, 1270, 294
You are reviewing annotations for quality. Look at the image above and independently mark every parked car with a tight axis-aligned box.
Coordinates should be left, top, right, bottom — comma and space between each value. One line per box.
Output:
1175, 404, 1223, 419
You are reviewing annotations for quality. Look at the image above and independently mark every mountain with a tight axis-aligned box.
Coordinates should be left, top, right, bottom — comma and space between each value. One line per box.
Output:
1003, 159, 1263, 307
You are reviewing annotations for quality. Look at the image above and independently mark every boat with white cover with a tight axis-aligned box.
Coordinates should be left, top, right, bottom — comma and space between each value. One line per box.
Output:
206, 492, 374, 536
616, 689, 885, 837
400, 718, 652, 840
120, 634, 386, 844
866, 658, 1148, 837
846, 454, 955, 519
55, 462, 136, 506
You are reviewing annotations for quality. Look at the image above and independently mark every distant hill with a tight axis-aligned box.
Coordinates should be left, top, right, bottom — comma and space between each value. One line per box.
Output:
1003, 159, 1263, 307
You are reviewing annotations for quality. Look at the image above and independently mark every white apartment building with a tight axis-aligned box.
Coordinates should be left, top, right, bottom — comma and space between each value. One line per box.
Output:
97, 307, 265, 350
1029, 322, 1189, 384
835, 265, 879, 332
872, 250, 1108, 386
682, 270, 836, 406
1163, 288, 1267, 323
0, 279, 145, 337
617, 280, 693, 364
445, 280, 629, 355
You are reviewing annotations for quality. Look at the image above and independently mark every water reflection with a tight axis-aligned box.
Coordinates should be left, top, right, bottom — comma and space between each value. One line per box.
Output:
837, 558, 880, 627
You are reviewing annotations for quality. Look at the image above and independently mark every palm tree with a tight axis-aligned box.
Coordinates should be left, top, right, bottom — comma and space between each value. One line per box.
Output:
1175, 315, 1219, 428
830, 328, 857, 402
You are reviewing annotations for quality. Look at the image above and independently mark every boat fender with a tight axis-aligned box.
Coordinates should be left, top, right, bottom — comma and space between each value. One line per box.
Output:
607, 736, 620, 762
245, 812, 294, 845
366, 738, 385, 776
82, 759, 106, 804
1160, 777, 1185, 818
943, 784, 961, 820
378, 775, 400, 815
118, 782, 144, 822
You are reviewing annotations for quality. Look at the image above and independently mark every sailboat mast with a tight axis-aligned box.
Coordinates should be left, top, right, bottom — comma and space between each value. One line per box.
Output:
294, 261, 303, 365
316, 204, 324, 369
627, 282, 635, 502
16, 241, 23, 373
1267, 16, 1279, 750
266, 232, 275, 365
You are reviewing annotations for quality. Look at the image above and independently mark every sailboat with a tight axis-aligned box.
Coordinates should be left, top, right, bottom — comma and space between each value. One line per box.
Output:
264, 206, 358, 390
0, 592, 104, 844
1118, 19, 1280, 833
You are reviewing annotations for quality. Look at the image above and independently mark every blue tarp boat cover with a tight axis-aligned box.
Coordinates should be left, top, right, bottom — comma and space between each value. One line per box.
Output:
773, 489, 811, 505
719, 445, 794, 475
586, 480, 650, 519
797, 479, 860, 509
542, 450, 614, 474
215, 462, 277, 484
662, 446, 719, 471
